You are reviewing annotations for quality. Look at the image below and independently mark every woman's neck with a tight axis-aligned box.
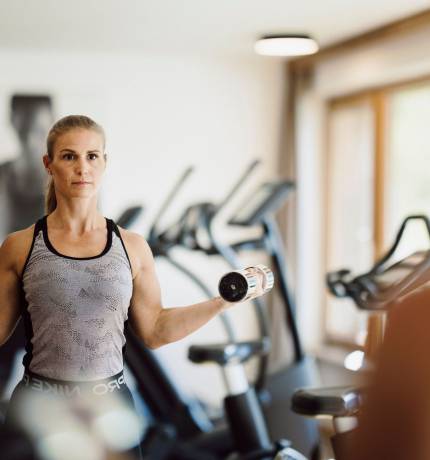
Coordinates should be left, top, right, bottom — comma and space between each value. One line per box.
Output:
48, 207, 105, 234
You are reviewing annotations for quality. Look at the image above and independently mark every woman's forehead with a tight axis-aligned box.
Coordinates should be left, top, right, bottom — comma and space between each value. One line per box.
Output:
55, 128, 104, 151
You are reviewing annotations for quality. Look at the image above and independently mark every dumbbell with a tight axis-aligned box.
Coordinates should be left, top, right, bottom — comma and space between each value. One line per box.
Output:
218, 264, 274, 302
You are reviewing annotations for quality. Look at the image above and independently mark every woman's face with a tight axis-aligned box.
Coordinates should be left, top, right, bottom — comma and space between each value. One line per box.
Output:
44, 128, 106, 201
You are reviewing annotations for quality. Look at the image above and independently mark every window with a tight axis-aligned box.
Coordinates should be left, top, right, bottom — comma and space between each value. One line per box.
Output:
384, 82, 430, 257
325, 97, 375, 345
324, 79, 430, 346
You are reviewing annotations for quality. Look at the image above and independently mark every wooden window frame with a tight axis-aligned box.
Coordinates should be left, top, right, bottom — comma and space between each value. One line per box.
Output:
322, 76, 430, 348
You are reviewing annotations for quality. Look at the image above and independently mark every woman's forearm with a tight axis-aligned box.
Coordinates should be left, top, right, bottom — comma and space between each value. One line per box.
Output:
152, 297, 230, 348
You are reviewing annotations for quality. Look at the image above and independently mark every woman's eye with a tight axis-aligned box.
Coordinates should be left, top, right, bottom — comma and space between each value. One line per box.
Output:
63, 153, 74, 160
88, 153, 98, 160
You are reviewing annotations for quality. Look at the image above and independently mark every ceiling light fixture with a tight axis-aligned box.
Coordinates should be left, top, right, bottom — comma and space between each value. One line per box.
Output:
255, 34, 319, 57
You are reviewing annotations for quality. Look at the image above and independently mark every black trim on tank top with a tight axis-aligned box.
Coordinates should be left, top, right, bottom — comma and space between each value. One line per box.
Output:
112, 221, 133, 271
122, 320, 129, 357
20, 218, 43, 371
20, 290, 34, 371
21, 217, 44, 278
42, 215, 113, 260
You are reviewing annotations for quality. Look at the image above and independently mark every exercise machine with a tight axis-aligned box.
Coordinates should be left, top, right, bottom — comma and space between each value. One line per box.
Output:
292, 214, 430, 459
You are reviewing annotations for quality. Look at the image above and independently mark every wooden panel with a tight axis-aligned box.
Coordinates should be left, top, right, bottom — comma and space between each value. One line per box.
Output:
373, 91, 386, 258
292, 9, 430, 68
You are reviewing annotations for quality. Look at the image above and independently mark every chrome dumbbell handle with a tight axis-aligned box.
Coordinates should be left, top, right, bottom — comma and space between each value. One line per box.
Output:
255, 264, 274, 293
218, 264, 274, 303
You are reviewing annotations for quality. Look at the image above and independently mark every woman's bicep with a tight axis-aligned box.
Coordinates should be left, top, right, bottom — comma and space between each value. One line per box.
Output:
128, 240, 163, 347
0, 238, 23, 346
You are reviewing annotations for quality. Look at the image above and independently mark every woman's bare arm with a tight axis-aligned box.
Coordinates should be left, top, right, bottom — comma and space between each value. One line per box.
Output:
0, 229, 32, 346
121, 229, 230, 349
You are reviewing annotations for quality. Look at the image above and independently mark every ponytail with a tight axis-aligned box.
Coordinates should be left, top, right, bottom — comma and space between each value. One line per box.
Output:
45, 178, 57, 214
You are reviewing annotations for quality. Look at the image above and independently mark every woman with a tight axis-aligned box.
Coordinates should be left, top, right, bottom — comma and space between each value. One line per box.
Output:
0, 115, 264, 456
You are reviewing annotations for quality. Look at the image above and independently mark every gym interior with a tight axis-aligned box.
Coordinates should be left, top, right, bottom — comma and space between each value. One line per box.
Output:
0, 2, 430, 459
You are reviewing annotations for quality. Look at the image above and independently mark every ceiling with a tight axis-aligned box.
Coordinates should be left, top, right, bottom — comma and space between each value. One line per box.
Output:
0, 0, 429, 57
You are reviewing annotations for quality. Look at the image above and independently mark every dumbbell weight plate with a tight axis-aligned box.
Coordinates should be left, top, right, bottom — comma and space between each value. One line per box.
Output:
218, 272, 249, 302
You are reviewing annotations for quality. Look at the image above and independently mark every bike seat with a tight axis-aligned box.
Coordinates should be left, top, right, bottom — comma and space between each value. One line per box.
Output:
188, 338, 270, 366
291, 386, 363, 417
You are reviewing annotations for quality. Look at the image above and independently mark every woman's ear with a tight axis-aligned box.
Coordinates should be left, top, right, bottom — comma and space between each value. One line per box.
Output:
42, 154, 51, 174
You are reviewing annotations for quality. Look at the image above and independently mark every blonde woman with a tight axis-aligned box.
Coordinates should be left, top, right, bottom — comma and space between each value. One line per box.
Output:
0, 115, 250, 455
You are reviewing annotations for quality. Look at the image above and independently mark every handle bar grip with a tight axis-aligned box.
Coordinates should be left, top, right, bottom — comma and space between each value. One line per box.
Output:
326, 269, 352, 298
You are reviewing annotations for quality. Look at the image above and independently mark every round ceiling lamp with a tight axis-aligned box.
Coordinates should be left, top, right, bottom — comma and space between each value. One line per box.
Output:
255, 34, 319, 57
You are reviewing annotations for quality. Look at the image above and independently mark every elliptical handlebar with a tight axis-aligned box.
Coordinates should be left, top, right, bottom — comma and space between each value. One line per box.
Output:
148, 166, 194, 244
215, 159, 261, 215
326, 214, 430, 310
326, 270, 380, 309
326, 269, 353, 298
157, 160, 261, 253
370, 214, 430, 274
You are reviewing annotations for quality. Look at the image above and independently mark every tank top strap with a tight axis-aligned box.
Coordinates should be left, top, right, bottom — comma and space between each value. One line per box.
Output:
110, 219, 120, 238
34, 216, 45, 236
110, 220, 132, 270
106, 217, 114, 238
21, 216, 46, 277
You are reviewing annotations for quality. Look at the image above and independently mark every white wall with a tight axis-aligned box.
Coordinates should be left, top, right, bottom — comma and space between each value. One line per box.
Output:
0, 49, 284, 226
0, 48, 285, 406
295, 21, 430, 352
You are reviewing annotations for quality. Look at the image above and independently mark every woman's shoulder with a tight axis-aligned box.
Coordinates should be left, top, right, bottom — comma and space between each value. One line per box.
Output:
1, 224, 36, 251
115, 226, 153, 276
116, 226, 150, 252
0, 224, 36, 274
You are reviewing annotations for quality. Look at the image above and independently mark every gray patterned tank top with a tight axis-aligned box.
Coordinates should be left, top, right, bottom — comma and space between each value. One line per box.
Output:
20, 216, 133, 381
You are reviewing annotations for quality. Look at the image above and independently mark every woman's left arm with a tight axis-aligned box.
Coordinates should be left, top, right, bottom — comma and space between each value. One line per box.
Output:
124, 231, 230, 349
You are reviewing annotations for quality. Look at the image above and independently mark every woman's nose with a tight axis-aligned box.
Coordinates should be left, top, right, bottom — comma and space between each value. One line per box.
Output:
75, 157, 89, 174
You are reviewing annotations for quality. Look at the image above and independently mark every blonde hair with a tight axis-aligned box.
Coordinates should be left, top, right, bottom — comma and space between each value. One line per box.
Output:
45, 115, 105, 214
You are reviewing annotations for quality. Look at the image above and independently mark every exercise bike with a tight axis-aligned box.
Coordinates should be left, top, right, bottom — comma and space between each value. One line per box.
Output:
291, 215, 430, 459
